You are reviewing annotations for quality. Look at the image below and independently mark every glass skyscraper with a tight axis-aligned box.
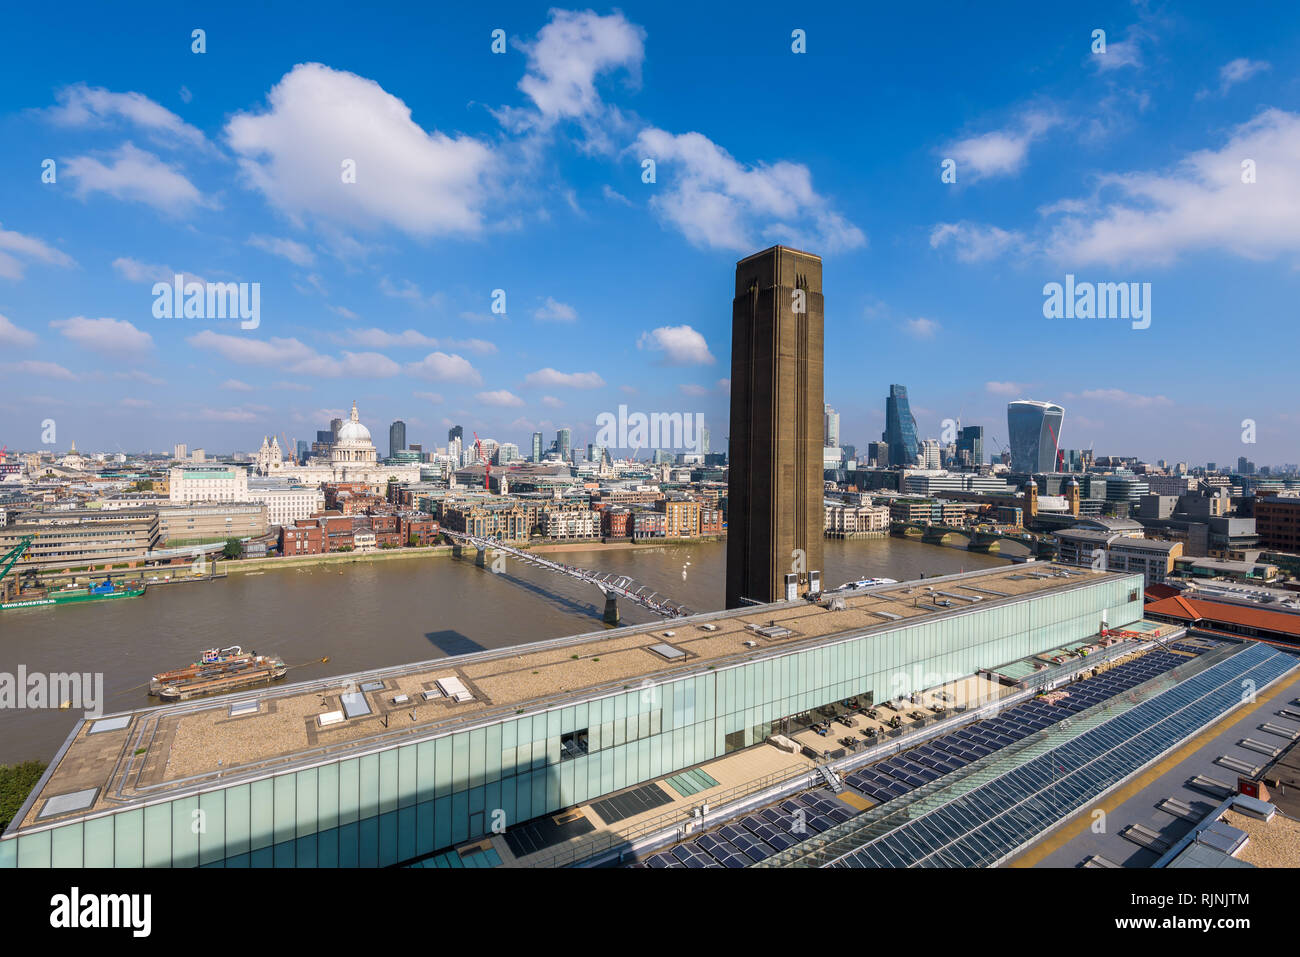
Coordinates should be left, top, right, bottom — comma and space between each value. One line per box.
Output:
1007, 400, 1065, 473
883, 384, 919, 467
388, 420, 406, 459
957, 425, 984, 468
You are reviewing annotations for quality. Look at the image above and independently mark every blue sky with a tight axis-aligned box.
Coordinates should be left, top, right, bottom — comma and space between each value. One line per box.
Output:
0, 1, 1297, 464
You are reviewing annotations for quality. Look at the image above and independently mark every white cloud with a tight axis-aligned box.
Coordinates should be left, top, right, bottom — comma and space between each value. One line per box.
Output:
523, 368, 605, 389
680, 384, 709, 397
476, 389, 526, 407
50, 316, 153, 356
414, 391, 444, 404
111, 257, 205, 286
290, 351, 401, 379
116, 369, 165, 386
190, 333, 404, 379
636, 324, 715, 365
602, 185, 632, 206
64, 143, 209, 213
188, 330, 315, 365
405, 352, 483, 385
930, 221, 1025, 262
515, 10, 645, 124
1046, 109, 1300, 266
342, 327, 439, 348
1090, 27, 1144, 73
533, 297, 578, 322
119, 397, 152, 409
0, 312, 37, 347
944, 109, 1059, 180
247, 234, 315, 266
221, 379, 255, 391
379, 276, 440, 304
198, 407, 259, 422
497, 9, 645, 153
902, 317, 940, 339
1069, 389, 1173, 408
541, 395, 563, 408
0, 224, 76, 280
226, 63, 496, 236
3, 360, 76, 380
634, 128, 864, 252
1217, 58, 1270, 94
985, 381, 1029, 396
45, 84, 209, 149
338, 328, 497, 355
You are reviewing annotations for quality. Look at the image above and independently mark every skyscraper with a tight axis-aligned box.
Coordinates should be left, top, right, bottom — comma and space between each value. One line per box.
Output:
389, 420, 406, 459
726, 245, 824, 608
824, 404, 840, 448
957, 425, 984, 470
556, 428, 571, 462
883, 384, 919, 468
1007, 400, 1065, 474
448, 425, 463, 445
331, 418, 343, 442
531, 431, 543, 463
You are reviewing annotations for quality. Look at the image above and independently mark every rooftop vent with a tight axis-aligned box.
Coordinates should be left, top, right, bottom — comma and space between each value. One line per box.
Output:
435, 676, 474, 703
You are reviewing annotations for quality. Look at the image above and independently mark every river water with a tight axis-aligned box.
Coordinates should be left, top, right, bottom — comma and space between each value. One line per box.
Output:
0, 538, 1005, 765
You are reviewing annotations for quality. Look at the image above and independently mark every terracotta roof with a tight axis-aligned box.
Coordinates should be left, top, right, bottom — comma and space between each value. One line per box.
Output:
1145, 594, 1300, 638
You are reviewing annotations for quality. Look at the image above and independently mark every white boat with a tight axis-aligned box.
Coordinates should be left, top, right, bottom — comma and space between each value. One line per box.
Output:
834, 577, 899, 591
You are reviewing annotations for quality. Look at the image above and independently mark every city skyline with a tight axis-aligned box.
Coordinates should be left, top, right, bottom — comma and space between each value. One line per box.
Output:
1, 3, 1298, 464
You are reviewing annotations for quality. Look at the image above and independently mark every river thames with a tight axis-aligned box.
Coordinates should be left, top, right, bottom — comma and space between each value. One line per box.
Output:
0, 537, 1007, 764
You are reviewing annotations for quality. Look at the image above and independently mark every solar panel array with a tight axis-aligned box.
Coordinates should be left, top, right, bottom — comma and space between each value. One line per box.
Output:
843, 649, 1193, 805
637, 790, 855, 867
628, 639, 1231, 870
825, 642, 1296, 868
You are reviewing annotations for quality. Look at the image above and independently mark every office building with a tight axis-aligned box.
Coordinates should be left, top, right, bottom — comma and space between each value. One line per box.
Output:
1256, 495, 1300, 551
1007, 400, 1064, 474
531, 432, 543, 463
1054, 529, 1182, 587
920, 439, 941, 470
173, 444, 187, 461
726, 245, 824, 607
883, 384, 919, 468
389, 421, 406, 459
449, 425, 463, 445
956, 426, 983, 470
169, 466, 250, 503
824, 404, 840, 448
556, 429, 572, 463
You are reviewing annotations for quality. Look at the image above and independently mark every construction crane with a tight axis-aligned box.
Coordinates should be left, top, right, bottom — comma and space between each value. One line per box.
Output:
0, 444, 7, 463
0, 534, 35, 599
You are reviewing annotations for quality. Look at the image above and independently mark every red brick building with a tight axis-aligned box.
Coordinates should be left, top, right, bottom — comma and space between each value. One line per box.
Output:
279, 521, 326, 556
601, 508, 632, 538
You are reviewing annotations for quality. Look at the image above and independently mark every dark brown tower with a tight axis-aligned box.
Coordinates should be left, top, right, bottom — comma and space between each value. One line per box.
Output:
726, 246, 825, 608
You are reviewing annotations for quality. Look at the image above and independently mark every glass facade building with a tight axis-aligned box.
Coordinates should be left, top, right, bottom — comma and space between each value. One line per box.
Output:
883, 384, 919, 468
388, 420, 406, 459
1007, 400, 1064, 474
1, 571, 1142, 868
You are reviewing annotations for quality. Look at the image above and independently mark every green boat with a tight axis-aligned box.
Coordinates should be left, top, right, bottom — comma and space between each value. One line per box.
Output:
1, 581, 146, 611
